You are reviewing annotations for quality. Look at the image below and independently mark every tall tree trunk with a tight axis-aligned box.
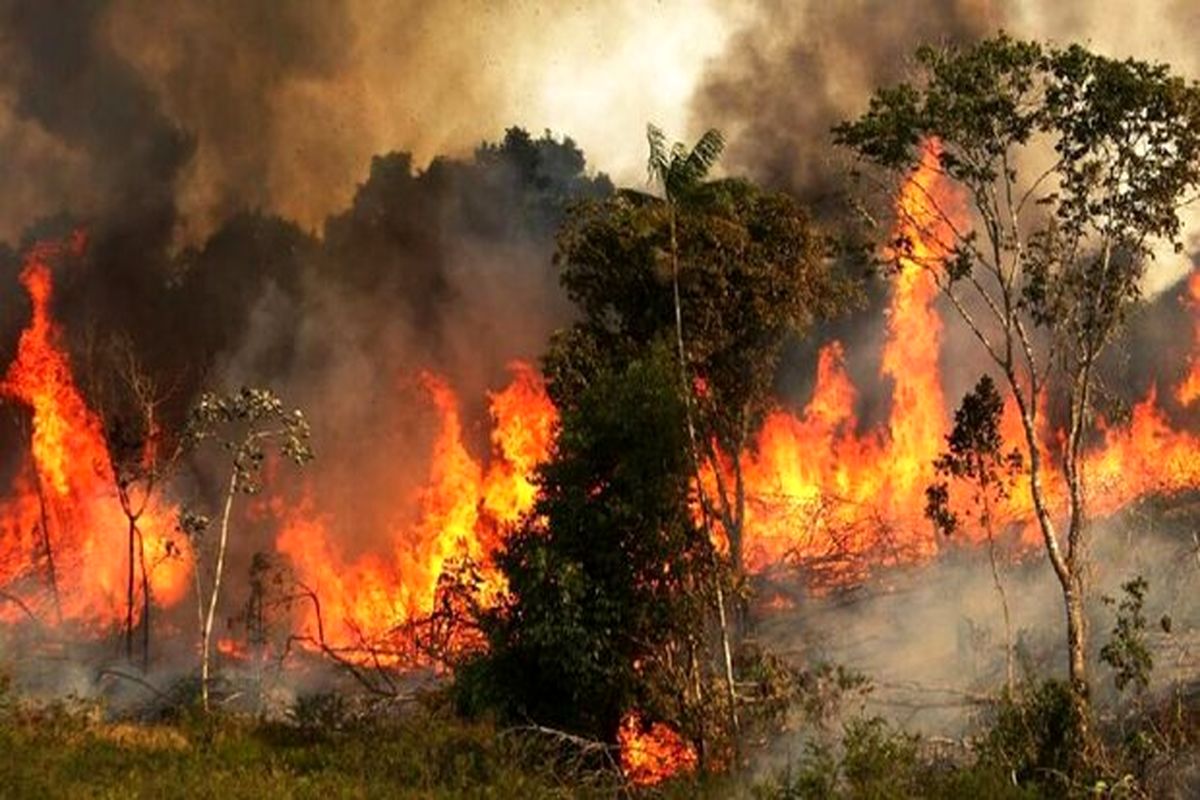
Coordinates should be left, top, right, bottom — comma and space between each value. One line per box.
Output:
201, 471, 238, 713
125, 516, 136, 661
1009, 365, 1093, 747
667, 204, 741, 751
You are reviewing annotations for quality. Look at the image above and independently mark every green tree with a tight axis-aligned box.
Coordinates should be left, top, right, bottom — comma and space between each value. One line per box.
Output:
548, 129, 847, 757
926, 374, 1022, 693
835, 34, 1200, 735
551, 130, 845, 574
183, 387, 313, 712
462, 348, 723, 758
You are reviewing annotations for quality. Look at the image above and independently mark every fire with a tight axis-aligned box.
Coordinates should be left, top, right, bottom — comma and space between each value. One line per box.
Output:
730, 143, 960, 577
481, 361, 558, 528
276, 361, 556, 660
617, 711, 698, 786
1177, 270, 1200, 407
0, 237, 190, 630
734, 145, 1200, 585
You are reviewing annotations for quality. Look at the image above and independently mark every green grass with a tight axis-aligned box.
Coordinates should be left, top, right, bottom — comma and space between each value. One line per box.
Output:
0, 705, 628, 799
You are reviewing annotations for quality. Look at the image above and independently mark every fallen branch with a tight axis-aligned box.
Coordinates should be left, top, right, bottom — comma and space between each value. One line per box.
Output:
96, 668, 168, 701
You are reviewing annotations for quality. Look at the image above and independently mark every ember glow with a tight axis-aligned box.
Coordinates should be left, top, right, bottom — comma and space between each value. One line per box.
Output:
0, 237, 190, 630
617, 711, 698, 786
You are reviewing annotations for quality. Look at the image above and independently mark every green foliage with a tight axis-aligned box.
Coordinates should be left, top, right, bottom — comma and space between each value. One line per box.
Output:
925, 374, 1022, 536
756, 716, 1039, 800
840, 717, 923, 796
185, 387, 314, 495
977, 679, 1088, 792
1100, 577, 1154, 695
460, 348, 718, 744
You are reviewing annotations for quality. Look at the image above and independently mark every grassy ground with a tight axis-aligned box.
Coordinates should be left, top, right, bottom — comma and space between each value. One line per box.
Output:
2, 695, 1197, 799
0, 706, 626, 799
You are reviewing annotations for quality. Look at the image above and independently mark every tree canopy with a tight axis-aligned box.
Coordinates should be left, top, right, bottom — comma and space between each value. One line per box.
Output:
835, 32, 1200, 730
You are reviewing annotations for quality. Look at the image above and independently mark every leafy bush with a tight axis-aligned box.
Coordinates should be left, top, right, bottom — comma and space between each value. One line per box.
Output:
977, 679, 1085, 792
755, 715, 1037, 799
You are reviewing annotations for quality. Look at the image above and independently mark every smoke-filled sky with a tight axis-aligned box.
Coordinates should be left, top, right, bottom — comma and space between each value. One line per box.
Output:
2, 1, 1199, 256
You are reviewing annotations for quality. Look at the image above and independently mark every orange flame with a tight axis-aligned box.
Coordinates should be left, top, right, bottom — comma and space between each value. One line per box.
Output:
618, 711, 698, 786
1177, 270, 1200, 407
731, 144, 1200, 585
276, 361, 557, 661
726, 144, 960, 578
0, 237, 190, 629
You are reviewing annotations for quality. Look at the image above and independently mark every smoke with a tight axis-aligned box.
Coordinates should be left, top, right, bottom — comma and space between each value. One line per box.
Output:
0, 0, 730, 246
691, 0, 1200, 291
758, 505, 1200, 743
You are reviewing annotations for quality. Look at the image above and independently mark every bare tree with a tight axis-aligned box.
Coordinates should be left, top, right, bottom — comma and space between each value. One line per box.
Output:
184, 387, 313, 712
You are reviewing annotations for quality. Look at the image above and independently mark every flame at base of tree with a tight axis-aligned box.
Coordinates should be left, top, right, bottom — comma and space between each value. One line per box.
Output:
0, 236, 190, 630
617, 712, 698, 786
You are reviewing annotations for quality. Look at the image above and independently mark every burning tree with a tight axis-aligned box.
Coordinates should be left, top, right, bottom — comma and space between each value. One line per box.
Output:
183, 388, 313, 711
835, 34, 1200, 739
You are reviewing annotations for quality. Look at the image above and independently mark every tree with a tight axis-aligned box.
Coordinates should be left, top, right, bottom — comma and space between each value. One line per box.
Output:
552, 130, 846, 575
925, 374, 1022, 693
835, 34, 1200, 733
183, 387, 312, 712
461, 348, 727, 761
548, 128, 847, 759
106, 346, 176, 670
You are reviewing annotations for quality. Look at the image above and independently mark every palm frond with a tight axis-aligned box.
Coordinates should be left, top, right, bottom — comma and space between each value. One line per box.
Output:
646, 124, 670, 186
680, 128, 726, 185
646, 124, 726, 202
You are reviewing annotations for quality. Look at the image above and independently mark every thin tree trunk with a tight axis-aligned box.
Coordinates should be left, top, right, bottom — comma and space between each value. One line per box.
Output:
667, 204, 741, 751
138, 526, 151, 671
978, 475, 1014, 695
201, 470, 238, 713
126, 516, 135, 661
712, 556, 739, 735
